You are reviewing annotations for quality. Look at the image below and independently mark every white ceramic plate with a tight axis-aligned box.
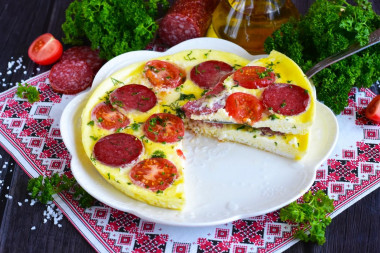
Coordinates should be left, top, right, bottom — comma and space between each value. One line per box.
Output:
61, 38, 338, 227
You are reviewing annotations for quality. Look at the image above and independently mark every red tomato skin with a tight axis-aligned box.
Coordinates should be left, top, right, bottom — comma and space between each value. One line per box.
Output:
365, 95, 380, 123
225, 92, 264, 124
144, 60, 186, 89
143, 113, 185, 143
233, 66, 275, 89
129, 158, 178, 191
28, 33, 63, 65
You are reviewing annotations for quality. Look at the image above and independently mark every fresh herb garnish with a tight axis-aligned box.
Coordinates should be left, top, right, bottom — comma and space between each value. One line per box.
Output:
62, 0, 169, 60
264, 0, 380, 114
280, 190, 334, 245
27, 173, 94, 208
16, 83, 40, 103
151, 150, 166, 158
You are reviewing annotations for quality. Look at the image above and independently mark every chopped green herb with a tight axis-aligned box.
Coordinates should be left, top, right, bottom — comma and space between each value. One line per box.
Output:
151, 150, 166, 158
90, 136, 98, 141
269, 114, 279, 120
111, 77, 124, 86
16, 83, 40, 103
184, 50, 196, 61
27, 173, 94, 208
87, 120, 94, 126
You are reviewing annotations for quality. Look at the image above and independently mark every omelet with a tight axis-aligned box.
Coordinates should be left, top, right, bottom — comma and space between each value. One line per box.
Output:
81, 49, 315, 210
81, 50, 250, 210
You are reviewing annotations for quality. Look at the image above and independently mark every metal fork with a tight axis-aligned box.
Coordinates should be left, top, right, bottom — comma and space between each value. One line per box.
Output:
305, 28, 380, 78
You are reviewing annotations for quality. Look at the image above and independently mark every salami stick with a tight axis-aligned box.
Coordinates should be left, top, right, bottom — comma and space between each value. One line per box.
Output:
158, 0, 220, 46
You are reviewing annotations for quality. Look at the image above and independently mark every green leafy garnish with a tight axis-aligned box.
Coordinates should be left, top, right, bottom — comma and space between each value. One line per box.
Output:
177, 93, 196, 101
264, 0, 380, 114
280, 190, 334, 245
62, 0, 169, 60
151, 150, 166, 158
27, 173, 94, 208
16, 83, 40, 103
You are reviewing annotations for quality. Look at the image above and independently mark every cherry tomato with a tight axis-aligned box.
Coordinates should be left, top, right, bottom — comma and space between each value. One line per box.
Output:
91, 102, 130, 131
143, 113, 185, 143
365, 95, 380, 123
28, 33, 63, 65
233, 66, 275, 89
144, 60, 186, 89
225, 92, 264, 124
129, 158, 178, 191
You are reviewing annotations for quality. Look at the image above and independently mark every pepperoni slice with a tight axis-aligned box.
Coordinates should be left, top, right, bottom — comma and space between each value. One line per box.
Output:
182, 75, 228, 117
61, 46, 105, 73
93, 133, 143, 167
109, 84, 157, 113
49, 59, 94, 94
91, 102, 130, 131
190, 60, 233, 89
233, 66, 275, 89
225, 92, 264, 124
129, 158, 178, 191
262, 83, 310, 116
143, 113, 185, 143
144, 60, 186, 89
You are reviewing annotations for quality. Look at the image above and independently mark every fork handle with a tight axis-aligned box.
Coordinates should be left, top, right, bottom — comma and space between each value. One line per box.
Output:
305, 28, 380, 79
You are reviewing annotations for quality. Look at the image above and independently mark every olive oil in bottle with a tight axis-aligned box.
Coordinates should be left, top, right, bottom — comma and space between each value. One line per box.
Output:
212, 0, 299, 54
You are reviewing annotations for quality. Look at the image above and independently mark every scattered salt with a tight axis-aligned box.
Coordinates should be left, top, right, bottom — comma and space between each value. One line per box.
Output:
24, 199, 29, 202
6, 70, 11, 75
36, 67, 40, 71
31, 226, 36, 230
5, 194, 13, 199
30, 199, 36, 206
57, 224, 62, 228
18, 202, 22, 206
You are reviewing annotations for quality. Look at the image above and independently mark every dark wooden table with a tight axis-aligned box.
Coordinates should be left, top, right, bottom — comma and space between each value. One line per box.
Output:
0, 0, 378, 252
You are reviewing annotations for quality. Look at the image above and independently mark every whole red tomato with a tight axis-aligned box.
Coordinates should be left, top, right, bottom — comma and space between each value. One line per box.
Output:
365, 95, 380, 123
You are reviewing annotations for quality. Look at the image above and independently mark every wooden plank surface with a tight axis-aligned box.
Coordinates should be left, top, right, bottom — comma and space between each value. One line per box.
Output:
0, 0, 378, 252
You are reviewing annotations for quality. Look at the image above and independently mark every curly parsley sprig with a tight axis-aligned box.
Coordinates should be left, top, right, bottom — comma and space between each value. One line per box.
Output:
27, 173, 94, 208
280, 190, 334, 245
265, 0, 380, 114
62, 0, 169, 60
16, 83, 40, 103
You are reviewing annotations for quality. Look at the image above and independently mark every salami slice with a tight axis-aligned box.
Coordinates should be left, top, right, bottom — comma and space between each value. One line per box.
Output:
143, 113, 185, 143
61, 46, 105, 73
233, 66, 275, 89
49, 59, 93, 94
190, 60, 233, 89
93, 133, 143, 167
109, 84, 157, 113
158, 0, 220, 46
262, 83, 310, 116
129, 158, 178, 191
225, 92, 264, 124
91, 102, 130, 131
182, 76, 227, 117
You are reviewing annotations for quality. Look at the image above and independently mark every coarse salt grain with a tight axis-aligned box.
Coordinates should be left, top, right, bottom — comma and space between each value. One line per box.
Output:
31, 226, 36, 230
18, 202, 22, 206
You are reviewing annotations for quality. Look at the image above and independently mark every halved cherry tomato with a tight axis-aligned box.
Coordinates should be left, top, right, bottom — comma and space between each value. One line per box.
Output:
129, 158, 178, 191
225, 92, 264, 124
365, 95, 380, 123
144, 60, 186, 89
143, 113, 185, 143
233, 66, 275, 89
28, 33, 63, 65
91, 102, 130, 131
